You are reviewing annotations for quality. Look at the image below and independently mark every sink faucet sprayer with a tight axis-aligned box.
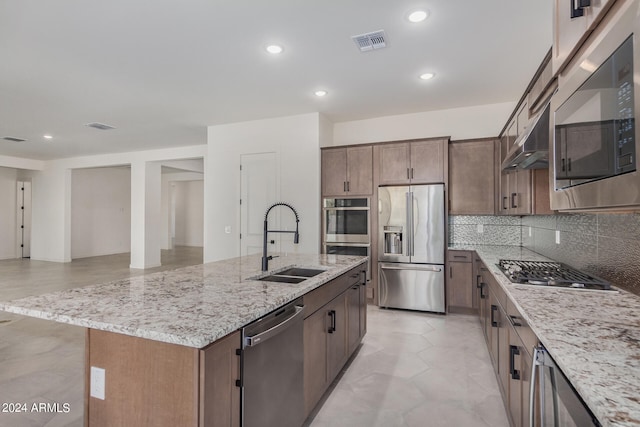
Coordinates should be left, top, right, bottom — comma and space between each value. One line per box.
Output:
262, 202, 300, 271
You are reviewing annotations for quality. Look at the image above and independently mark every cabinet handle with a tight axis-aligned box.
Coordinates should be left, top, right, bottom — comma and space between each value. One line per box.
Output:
511, 192, 517, 209
571, 0, 590, 18
476, 275, 481, 287
503, 196, 508, 210
453, 255, 467, 259
411, 168, 414, 179
561, 158, 566, 172
328, 310, 336, 334
509, 315, 522, 327
567, 157, 571, 172
343, 182, 347, 192
490, 304, 498, 327
479, 282, 487, 299
407, 168, 410, 179
449, 266, 453, 278
510, 345, 521, 380
360, 270, 367, 285
346, 181, 350, 192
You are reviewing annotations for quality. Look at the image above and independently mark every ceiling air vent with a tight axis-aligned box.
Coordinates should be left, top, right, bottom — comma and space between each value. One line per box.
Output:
85, 122, 116, 130
352, 30, 387, 52
3, 136, 26, 142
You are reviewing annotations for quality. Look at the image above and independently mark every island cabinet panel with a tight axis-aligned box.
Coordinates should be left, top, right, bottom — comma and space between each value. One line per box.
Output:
86, 329, 200, 427
302, 264, 367, 419
199, 330, 241, 427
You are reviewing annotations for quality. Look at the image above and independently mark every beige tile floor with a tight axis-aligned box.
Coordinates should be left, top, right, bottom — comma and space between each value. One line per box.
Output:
0, 249, 509, 427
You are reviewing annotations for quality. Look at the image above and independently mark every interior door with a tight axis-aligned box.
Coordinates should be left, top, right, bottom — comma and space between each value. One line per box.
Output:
16, 181, 31, 258
240, 153, 278, 256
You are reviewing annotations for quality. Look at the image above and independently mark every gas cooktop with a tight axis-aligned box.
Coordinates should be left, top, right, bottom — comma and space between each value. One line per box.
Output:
497, 259, 613, 291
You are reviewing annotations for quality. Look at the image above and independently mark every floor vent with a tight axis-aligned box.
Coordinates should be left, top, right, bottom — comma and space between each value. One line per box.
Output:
3, 136, 26, 142
85, 122, 116, 130
352, 30, 387, 52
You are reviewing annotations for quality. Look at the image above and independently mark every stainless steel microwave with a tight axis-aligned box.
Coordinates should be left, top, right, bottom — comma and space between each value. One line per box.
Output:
550, 0, 640, 211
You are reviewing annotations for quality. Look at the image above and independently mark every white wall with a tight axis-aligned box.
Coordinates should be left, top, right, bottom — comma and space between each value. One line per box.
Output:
0, 167, 17, 260
174, 180, 204, 247
71, 167, 131, 259
331, 102, 516, 146
205, 113, 322, 262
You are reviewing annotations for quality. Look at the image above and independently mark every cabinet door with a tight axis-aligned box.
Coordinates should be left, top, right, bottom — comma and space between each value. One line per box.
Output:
326, 293, 348, 382
516, 102, 529, 138
379, 143, 410, 185
321, 148, 348, 196
552, 0, 589, 75
347, 285, 361, 354
410, 139, 445, 183
488, 292, 500, 367
513, 169, 532, 215
449, 140, 496, 215
500, 171, 512, 214
346, 146, 373, 195
303, 308, 328, 417
359, 280, 367, 339
447, 262, 473, 309
201, 331, 241, 427
508, 329, 528, 427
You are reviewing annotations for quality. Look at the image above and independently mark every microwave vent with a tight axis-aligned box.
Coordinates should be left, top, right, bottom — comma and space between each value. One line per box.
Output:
352, 30, 387, 52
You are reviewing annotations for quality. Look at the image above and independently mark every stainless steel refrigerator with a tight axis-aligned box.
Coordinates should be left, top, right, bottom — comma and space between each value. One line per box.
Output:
378, 184, 445, 313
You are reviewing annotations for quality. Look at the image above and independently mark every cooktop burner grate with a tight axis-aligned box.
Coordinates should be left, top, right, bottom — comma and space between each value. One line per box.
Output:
497, 259, 613, 291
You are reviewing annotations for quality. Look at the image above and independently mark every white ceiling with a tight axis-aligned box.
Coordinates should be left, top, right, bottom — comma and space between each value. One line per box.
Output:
0, 0, 552, 161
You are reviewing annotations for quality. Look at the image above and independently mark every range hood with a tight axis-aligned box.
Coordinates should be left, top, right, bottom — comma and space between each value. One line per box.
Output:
501, 103, 550, 170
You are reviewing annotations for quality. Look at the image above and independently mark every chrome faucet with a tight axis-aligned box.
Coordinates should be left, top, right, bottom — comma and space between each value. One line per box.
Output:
262, 202, 300, 271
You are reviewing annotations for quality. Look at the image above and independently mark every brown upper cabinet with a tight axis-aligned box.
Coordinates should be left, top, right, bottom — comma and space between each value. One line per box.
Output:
378, 138, 447, 185
552, 0, 616, 75
321, 145, 373, 196
449, 139, 497, 215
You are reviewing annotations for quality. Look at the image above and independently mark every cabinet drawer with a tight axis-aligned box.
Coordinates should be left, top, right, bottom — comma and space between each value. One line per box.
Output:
486, 273, 508, 309
303, 265, 363, 317
506, 300, 537, 357
447, 250, 472, 263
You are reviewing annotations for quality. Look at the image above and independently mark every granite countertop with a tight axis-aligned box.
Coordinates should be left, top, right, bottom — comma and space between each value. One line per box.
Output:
0, 253, 367, 349
449, 244, 640, 427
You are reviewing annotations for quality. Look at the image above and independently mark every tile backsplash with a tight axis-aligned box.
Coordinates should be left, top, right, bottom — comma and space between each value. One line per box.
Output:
449, 215, 521, 246
522, 213, 640, 296
450, 213, 640, 296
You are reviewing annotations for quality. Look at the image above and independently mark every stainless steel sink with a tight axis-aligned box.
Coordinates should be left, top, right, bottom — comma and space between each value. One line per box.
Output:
258, 275, 306, 284
253, 266, 327, 284
275, 267, 325, 278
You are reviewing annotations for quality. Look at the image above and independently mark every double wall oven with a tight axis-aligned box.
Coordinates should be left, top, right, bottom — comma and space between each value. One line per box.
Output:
322, 197, 371, 280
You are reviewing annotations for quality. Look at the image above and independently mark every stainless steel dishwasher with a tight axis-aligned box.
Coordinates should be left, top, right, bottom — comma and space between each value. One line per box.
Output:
241, 298, 305, 427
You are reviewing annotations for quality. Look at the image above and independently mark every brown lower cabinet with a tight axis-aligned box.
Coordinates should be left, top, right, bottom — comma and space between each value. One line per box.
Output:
477, 258, 536, 427
303, 266, 367, 417
85, 264, 367, 427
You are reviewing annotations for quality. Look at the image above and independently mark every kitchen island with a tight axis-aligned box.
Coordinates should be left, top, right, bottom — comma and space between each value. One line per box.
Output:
450, 244, 640, 427
0, 253, 368, 427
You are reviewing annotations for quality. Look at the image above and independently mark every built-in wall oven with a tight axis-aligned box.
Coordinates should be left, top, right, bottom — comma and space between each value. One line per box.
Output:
550, 0, 640, 210
323, 198, 370, 280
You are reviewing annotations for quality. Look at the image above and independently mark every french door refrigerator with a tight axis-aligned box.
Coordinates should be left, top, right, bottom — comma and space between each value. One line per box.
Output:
378, 184, 445, 313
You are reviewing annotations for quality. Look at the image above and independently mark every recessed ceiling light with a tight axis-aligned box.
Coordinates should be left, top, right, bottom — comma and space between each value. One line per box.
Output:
266, 44, 284, 54
314, 90, 328, 97
408, 10, 429, 23
419, 72, 435, 80
43, 135, 53, 140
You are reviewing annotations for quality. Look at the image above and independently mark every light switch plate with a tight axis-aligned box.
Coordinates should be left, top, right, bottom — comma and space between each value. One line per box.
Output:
90, 366, 105, 400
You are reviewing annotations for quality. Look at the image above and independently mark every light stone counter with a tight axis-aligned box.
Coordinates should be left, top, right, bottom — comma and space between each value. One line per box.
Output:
449, 244, 640, 427
0, 253, 367, 349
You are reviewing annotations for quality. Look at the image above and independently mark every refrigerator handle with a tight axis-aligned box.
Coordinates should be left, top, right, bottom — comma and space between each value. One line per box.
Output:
406, 191, 413, 257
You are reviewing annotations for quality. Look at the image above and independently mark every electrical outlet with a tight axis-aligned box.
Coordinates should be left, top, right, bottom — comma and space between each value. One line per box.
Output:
555, 230, 561, 245
529, 226, 532, 237
476, 224, 484, 234
224, 226, 232, 234
90, 366, 105, 400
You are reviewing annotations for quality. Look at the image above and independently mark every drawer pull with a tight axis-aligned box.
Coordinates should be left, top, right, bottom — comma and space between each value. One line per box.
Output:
510, 345, 521, 380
